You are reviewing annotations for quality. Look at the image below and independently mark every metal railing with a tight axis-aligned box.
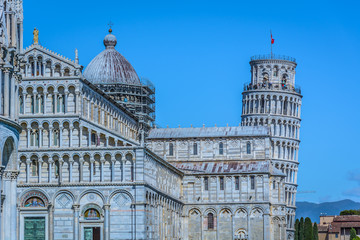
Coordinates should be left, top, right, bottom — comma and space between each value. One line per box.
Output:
250, 54, 296, 63
244, 82, 301, 94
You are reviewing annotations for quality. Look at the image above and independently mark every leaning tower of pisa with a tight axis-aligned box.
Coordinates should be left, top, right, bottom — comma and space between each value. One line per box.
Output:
241, 54, 302, 238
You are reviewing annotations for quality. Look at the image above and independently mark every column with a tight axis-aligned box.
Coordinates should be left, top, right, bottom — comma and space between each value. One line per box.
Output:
111, 161, 115, 182
54, 93, 58, 113
263, 213, 270, 240
49, 127, 53, 147
27, 128, 31, 147
73, 204, 80, 240
49, 204, 54, 240
13, 77, 18, 119
10, 172, 19, 240
0, 167, 3, 236
3, 69, 9, 116
75, 91, 80, 114
69, 161, 73, 182
88, 129, 91, 147
38, 160, 42, 183
79, 157, 84, 182
59, 160, 63, 183
59, 127, 63, 147
90, 158, 94, 182
44, 92, 47, 114
79, 126, 83, 147
106, 137, 109, 147
48, 159, 53, 183
26, 160, 30, 183
69, 127, 73, 148
100, 158, 105, 182
39, 127, 43, 148
103, 204, 110, 240
64, 91, 69, 113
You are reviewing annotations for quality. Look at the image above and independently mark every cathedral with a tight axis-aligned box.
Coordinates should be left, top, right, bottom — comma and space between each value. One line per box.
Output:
0, 1, 302, 240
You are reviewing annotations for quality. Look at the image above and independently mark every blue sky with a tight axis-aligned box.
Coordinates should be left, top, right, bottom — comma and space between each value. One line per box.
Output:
24, 0, 360, 203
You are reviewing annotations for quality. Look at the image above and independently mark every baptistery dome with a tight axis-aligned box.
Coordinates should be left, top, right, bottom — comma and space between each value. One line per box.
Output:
84, 29, 141, 85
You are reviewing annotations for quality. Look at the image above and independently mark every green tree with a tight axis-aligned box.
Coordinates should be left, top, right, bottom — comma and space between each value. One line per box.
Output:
304, 217, 313, 240
299, 217, 305, 240
295, 219, 300, 240
340, 210, 360, 215
313, 222, 319, 240
350, 228, 357, 240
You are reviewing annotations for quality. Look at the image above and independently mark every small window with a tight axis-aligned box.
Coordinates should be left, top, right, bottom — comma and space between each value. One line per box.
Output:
204, 177, 209, 191
246, 142, 251, 154
273, 181, 276, 189
169, 143, 174, 156
235, 176, 240, 190
208, 213, 214, 230
193, 143, 198, 155
220, 177, 224, 190
219, 142, 224, 155
250, 176, 255, 190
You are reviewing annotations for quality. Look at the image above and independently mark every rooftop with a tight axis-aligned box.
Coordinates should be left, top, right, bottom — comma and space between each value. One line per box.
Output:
147, 126, 270, 139
250, 54, 296, 63
172, 161, 284, 175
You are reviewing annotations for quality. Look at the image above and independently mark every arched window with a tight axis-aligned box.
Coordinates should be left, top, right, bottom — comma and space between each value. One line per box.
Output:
91, 133, 96, 145
207, 213, 214, 230
31, 95, 35, 114
204, 177, 209, 191
250, 176, 255, 190
31, 160, 38, 176
193, 143, 198, 155
273, 67, 278, 77
219, 142, 224, 155
246, 142, 251, 154
19, 96, 24, 114
30, 130, 39, 147
169, 143, 174, 156
55, 161, 60, 178
53, 130, 59, 146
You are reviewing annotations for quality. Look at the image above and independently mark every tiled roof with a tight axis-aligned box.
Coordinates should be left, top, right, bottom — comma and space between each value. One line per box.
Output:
172, 161, 284, 176
148, 126, 269, 139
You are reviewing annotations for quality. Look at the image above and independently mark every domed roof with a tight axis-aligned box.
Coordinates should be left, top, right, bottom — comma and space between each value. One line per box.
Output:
83, 29, 141, 85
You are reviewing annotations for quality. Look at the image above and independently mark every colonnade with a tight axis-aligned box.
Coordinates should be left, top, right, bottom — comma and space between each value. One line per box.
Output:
242, 94, 301, 118
23, 56, 73, 78
242, 117, 300, 140
271, 141, 299, 161
145, 191, 182, 240
21, 120, 132, 149
186, 175, 272, 203
19, 83, 139, 142
19, 152, 134, 184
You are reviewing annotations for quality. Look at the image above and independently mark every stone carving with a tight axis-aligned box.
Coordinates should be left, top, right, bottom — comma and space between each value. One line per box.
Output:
56, 194, 72, 209
113, 193, 131, 208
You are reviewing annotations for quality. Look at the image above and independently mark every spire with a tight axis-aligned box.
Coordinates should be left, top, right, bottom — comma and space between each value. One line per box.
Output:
75, 49, 79, 64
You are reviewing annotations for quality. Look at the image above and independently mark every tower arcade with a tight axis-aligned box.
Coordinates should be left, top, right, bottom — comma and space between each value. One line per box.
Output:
241, 54, 302, 239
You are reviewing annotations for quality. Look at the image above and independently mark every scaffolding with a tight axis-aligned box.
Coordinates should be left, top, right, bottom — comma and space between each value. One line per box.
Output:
95, 77, 155, 129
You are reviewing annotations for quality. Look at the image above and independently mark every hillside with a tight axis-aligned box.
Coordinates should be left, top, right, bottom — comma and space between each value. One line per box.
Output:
296, 199, 360, 222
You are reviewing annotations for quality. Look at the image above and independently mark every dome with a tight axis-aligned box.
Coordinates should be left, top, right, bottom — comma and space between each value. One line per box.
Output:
83, 29, 141, 85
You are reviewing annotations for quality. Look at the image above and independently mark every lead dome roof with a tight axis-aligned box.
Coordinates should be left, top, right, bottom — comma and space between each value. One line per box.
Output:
83, 29, 141, 85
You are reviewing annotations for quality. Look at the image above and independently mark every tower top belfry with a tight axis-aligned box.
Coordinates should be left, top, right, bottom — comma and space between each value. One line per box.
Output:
249, 54, 298, 92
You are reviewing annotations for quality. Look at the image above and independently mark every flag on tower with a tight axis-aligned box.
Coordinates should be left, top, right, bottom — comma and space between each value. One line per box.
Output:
271, 32, 275, 44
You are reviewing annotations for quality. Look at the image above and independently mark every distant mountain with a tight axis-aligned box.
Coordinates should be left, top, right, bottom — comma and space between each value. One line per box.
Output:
296, 199, 360, 223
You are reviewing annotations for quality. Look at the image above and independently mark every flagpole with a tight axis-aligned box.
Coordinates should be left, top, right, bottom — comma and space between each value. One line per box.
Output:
270, 30, 273, 58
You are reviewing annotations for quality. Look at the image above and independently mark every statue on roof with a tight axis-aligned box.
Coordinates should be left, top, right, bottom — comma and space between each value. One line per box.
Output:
33, 28, 39, 45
